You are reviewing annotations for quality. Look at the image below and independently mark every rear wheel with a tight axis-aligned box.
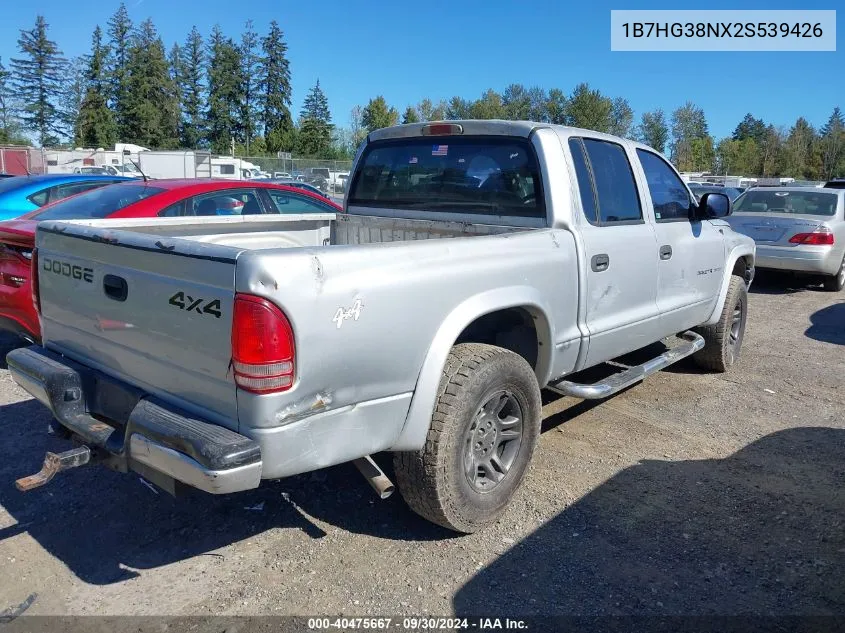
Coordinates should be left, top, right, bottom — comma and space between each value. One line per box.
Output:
692, 275, 747, 373
822, 256, 845, 292
393, 343, 541, 533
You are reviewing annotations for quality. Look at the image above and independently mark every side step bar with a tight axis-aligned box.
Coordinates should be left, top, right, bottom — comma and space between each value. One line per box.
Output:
548, 331, 705, 400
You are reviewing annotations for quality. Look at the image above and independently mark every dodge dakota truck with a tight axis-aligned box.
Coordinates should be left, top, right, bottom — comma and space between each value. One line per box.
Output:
7, 120, 755, 533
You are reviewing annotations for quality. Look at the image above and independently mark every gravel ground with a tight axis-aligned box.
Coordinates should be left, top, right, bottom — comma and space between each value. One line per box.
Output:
0, 272, 842, 618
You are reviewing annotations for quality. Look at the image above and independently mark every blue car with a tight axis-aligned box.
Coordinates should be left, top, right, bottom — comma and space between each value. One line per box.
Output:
0, 174, 132, 221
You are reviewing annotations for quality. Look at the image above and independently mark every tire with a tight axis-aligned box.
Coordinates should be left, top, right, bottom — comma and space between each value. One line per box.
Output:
822, 256, 845, 292
692, 275, 748, 373
393, 343, 542, 534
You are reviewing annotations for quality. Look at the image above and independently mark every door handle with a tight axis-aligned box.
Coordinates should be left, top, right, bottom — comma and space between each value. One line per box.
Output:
591, 254, 610, 272
659, 245, 673, 260
103, 274, 128, 302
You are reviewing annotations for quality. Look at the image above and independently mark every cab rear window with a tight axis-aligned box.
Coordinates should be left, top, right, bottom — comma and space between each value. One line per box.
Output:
348, 137, 545, 218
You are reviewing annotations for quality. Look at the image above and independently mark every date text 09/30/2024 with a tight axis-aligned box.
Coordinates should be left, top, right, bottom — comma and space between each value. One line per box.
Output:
308, 617, 529, 630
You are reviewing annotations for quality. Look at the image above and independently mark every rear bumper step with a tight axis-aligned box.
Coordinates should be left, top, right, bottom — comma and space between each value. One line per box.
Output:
549, 331, 705, 400
6, 346, 262, 494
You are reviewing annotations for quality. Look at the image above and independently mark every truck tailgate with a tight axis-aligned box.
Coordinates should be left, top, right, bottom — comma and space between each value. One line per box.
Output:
36, 223, 241, 429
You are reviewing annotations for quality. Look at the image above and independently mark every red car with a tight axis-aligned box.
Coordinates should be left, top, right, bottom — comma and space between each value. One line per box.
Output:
0, 178, 341, 343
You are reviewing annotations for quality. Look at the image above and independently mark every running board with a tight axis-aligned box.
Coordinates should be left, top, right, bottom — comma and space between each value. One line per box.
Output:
548, 331, 705, 400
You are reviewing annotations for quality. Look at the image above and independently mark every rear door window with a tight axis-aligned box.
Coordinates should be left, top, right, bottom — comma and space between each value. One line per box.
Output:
266, 190, 334, 213
348, 137, 545, 219
581, 139, 642, 224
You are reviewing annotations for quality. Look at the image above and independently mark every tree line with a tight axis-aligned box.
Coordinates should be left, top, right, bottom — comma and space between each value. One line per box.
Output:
0, 8, 842, 179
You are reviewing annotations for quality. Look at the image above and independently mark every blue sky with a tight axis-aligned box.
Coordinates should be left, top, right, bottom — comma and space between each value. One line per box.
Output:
0, 0, 842, 139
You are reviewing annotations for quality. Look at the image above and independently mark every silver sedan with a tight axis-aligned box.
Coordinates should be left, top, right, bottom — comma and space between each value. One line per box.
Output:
726, 187, 845, 291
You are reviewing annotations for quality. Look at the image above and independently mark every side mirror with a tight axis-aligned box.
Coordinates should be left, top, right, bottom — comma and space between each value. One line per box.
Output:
697, 192, 731, 219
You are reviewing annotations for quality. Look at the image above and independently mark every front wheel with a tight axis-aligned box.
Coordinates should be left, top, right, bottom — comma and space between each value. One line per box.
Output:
822, 256, 845, 292
393, 343, 542, 533
692, 275, 748, 372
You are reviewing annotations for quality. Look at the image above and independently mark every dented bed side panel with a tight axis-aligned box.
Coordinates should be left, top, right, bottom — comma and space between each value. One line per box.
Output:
233, 228, 580, 449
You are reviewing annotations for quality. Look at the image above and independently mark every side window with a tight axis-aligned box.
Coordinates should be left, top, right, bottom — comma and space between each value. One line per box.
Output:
27, 189, 50, 207
582, 139, 643, 224
636, 149, 694, 222
185, 190, 262, 216
267, 190, 332, 214
568, 138, 598, 223
158, 201, 185, 217
52, 182, 110, 204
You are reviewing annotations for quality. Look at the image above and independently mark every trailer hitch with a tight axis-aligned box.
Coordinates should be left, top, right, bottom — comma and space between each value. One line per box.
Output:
15, 446, 92, 492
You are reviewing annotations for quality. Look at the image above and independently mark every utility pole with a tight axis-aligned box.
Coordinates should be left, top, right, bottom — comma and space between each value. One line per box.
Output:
230, 137, 235, 157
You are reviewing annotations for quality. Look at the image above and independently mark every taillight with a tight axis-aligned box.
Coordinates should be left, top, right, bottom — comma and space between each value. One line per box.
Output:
232, 294, 295, 394
31, 247, 41, 315
789, 227, 834, 245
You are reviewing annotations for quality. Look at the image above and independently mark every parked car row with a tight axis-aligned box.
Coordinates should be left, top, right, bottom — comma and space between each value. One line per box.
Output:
0, 176, 342, 343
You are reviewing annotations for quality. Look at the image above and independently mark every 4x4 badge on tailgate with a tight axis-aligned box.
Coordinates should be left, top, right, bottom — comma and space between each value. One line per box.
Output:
168, 291, 222, 318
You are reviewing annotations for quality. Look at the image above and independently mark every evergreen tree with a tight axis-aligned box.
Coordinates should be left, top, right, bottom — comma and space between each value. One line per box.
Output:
179, 27, 205, 148
782, 117, 819, 179
430, 100, 448, 121
546, 89, 567, 125
60, 57, 87, 143
10, 16, 67, 146
446, 96, 471, 120
565, 83, 612, 132
502, 84, 530, 120
527, 86, 549, 122
361, 96, 398, 132
239, 20, 261, 153
260, 20, 292, 153
123, 19, 180, 148
732, 114, 767, 144
76, 26, 117, 148
609, 97, 634, 138
470, 89, 505, 120
206, 26, 243, 153
107, 3, 133, 139
636, 109, 669, 153
0, 56, 26, 144
298, 79, 332, 156
402, 106, 419, 124
820, 107, 845, 179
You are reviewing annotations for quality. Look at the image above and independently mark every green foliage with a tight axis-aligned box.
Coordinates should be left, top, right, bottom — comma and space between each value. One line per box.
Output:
206, 25, 243, 153
123, 19, 180, 148
107, 3, 133, 140
469, 89, 505, 120
402, 106, 419, 124
609, 97, 633, 139
546, 89, 567, 125
260, 20, 292, 153
782, 117, 819, 179
60, 56, 87, 143
732, 113, 767, 144
239, 20, 261, 150
637, 109, 668, 153
11, 15, 67, 145
502, 84, 530, 120
565, 83, 612, 132
361, 96, 398, 132
0, 56, 27, 144
446, 96, 471, 120
74, 26, 117, 147
820, 107, 845, 179
179, 27, 205, 148
298, 80, 333, 156
671, 102, 710, 170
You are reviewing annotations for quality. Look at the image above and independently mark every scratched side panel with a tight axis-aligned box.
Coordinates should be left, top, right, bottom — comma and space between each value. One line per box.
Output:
234, 226, 580, 441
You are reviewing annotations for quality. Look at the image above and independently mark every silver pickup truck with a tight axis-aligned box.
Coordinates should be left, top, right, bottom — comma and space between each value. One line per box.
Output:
7, 121, 755, 533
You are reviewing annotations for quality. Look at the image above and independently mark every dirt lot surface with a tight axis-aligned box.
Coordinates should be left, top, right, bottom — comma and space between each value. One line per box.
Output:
0, 273, 842, 619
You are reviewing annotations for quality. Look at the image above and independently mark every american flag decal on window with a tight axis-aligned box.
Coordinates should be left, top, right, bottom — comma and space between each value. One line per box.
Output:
431, 145, 448, 156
